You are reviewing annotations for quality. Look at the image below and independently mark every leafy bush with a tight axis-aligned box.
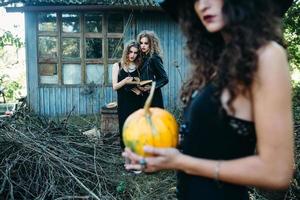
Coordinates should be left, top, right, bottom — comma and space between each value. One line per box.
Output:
0, 74, 22, 102
283, 1, 300, 72
0, 31, 23, 49
293, 82, 300, 122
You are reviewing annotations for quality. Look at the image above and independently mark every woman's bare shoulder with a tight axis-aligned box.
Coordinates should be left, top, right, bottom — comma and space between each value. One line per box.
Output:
113, 62, 120, 66
257, 41, 287, 66
256, 41, 289, 78
252, 41, 290, 99
112, 62, 121, 69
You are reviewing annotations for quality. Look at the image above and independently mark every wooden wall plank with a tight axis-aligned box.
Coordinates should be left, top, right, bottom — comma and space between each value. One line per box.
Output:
25, 12, 40, 113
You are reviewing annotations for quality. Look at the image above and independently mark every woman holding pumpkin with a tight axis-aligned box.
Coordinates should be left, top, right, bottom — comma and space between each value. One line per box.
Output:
112, 40, 143, 150
123, 0, 295, 199
137, 30, 169, 108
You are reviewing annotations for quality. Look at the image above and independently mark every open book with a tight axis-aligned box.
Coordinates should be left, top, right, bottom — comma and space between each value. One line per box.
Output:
128, 77, 152, 86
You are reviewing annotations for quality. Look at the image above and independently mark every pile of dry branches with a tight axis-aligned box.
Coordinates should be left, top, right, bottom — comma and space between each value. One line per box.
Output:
0, 106, 176, 200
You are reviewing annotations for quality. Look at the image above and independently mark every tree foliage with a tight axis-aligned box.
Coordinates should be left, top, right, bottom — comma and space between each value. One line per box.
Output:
0, 30, 23, 49
283, 0, 300, 71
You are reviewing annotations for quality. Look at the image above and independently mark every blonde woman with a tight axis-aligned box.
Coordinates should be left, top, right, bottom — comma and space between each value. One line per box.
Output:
112, 40, 143, 150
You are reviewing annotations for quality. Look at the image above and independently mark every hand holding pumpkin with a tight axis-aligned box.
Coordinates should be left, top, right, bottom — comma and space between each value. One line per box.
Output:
122, 82, 179, 157
123, 146, 182, 172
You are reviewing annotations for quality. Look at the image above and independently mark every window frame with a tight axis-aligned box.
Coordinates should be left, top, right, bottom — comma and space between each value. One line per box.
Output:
37, 11, 125, 87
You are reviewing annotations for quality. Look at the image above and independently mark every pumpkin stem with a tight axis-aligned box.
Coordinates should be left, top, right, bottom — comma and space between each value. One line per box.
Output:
144, 81, 156, 115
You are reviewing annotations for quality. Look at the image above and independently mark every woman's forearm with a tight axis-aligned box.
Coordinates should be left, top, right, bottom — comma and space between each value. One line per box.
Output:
175, 153, 294, 190
113, 79, 126, 91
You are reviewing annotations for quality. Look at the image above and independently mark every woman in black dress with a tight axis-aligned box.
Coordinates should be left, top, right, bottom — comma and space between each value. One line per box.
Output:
112, 40, 143, 150
123, 0, 295, 199
137, 30, 168, 108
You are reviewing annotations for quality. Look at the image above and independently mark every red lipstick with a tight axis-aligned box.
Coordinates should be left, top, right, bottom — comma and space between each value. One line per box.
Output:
203, 15, 215, 23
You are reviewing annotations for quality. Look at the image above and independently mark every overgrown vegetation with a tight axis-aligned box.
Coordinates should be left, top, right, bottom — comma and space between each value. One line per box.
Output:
0, 105, 176, 199
0, 30, 22, 49
283, 1, 300, 72
0, 29, 24, 102
0, 74, 22, 102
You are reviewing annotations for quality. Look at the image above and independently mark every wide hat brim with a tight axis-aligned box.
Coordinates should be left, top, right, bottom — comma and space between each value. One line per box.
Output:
159, 0, 294, 22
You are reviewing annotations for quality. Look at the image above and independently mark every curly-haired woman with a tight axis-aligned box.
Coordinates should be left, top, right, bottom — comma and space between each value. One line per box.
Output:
123, 0, 295, 199
112, 40, 143, 150
137, 30, 169, 108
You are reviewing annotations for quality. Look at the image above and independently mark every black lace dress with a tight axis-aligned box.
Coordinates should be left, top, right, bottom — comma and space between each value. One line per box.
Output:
117, 68, 143, 149
177, 83, 256, 200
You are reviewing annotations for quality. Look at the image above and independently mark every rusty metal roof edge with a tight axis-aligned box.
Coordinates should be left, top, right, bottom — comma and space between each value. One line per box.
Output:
6, 4, 163, 12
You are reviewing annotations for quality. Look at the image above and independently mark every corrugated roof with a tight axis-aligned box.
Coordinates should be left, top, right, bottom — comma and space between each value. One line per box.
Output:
0, 0, 160, 7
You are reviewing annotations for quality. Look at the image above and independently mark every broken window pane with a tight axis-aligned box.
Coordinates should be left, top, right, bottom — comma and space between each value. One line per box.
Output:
39, 64, 58, 84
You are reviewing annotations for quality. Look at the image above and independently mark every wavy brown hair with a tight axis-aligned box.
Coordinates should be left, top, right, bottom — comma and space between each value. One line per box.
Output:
179, 0, 284, 110
137, 30, 163, 58
121, 40, 142, 68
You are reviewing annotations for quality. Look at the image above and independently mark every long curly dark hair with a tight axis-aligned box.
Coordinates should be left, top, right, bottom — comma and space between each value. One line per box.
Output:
179, 0, 283, 111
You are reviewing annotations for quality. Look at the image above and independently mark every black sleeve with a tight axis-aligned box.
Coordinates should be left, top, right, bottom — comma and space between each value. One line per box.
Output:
150, 54, 169, 89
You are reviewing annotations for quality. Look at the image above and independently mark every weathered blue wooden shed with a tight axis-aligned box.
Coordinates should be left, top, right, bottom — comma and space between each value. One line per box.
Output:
4, 0, 189, 116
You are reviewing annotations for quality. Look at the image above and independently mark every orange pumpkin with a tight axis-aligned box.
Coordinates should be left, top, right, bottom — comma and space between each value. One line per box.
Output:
122, 82, 179, 156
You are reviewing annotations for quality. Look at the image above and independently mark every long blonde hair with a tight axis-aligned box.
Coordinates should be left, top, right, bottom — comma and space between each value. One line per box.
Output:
120, 40, 142, 68
137, 30, 163, 58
